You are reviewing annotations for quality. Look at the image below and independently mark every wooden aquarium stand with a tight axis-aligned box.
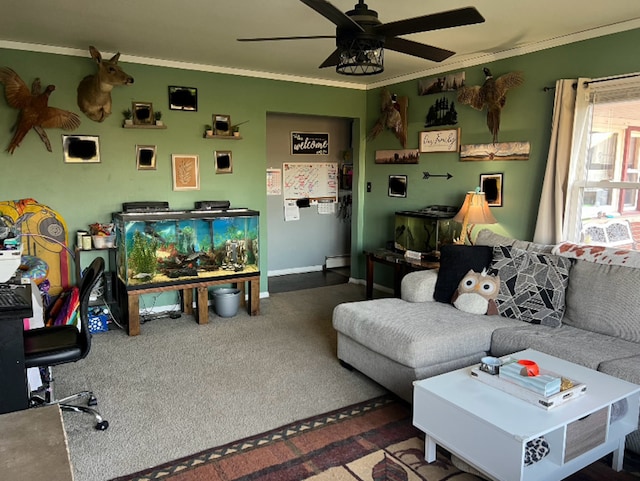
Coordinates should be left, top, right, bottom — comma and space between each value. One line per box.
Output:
118, 273, 260, 336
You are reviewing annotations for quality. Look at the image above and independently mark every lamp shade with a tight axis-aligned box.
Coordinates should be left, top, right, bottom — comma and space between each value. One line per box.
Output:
453, 191, 497, 244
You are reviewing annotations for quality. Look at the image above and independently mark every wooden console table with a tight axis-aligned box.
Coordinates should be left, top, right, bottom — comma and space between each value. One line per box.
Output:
364, 249, 438, 299
119, 273, 260, 336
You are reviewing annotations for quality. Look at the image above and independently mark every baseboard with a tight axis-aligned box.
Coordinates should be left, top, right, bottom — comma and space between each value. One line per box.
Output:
268, 265, 324, 277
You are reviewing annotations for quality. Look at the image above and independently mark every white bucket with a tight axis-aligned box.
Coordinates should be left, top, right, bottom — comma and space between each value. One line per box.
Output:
213, 288, 241, 317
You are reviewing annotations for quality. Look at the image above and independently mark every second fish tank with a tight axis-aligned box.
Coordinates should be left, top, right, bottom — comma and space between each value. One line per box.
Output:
113, 208, 259, 287
394, 207, 461, 255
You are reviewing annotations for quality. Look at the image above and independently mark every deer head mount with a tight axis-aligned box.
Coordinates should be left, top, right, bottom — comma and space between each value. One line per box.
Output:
77, 46, 134, 122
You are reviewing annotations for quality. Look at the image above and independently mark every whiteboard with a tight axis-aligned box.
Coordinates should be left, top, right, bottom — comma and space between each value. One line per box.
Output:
283, 162, 338, 203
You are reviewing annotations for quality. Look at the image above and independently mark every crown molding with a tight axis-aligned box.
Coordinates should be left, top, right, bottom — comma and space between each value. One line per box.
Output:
1, 16, 639, 92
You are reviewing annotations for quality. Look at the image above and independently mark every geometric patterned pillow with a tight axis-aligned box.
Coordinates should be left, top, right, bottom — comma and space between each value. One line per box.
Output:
488, 245, 572, 327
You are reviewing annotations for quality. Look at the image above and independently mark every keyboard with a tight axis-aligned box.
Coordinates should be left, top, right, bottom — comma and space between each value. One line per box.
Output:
0, 285, 30, 311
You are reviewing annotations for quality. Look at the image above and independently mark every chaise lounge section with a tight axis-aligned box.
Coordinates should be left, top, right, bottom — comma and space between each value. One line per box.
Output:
333, 229, 640, 452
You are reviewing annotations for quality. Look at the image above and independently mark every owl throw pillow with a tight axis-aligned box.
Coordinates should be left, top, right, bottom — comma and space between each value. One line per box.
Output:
451, 269, 500, 315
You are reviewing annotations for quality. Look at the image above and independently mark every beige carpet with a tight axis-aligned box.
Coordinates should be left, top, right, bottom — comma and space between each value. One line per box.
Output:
54, 283, 387, 481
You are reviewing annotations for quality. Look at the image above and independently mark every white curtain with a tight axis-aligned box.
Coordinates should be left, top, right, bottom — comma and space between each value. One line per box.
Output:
533, 79, 578, 244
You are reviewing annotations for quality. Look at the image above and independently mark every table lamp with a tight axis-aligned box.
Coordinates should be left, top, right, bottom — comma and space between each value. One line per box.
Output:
453, 190, 497, 245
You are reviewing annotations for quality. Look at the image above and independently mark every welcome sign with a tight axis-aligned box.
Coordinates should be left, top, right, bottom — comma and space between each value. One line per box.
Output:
291, 132, 329, 155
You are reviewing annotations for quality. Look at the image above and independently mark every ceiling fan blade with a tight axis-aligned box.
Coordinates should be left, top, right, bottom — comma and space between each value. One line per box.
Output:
238, 35, 335, 42
319, 49, 341, 68
299, 0, 364, 31
375, 7, 485, 37
384, 37, 455, 63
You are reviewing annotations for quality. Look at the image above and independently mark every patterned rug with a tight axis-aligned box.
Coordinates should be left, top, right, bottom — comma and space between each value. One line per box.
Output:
111, 395, 639, 481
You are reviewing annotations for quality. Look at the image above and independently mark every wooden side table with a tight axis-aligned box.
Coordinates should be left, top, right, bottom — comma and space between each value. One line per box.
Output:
364, 249, 438, 299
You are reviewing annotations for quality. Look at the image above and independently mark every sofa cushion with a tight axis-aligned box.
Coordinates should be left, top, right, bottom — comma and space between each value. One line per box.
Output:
597, 355, 640, 384
401, 270, 438, 303
489, 246, 571, 327
553, 242, 640, 268
475, 229, 554, 253
563, 259, 640, 343
490, 324, 640, 370
433, 244, 493, 303
332, 298, 520, 368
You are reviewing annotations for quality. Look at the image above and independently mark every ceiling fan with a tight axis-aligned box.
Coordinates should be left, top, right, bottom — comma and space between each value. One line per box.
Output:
238, 0, 485, 76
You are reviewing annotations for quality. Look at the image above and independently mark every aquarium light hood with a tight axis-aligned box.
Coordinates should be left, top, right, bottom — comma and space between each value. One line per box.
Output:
194, 200, 231, 210
122, 202, 170, 213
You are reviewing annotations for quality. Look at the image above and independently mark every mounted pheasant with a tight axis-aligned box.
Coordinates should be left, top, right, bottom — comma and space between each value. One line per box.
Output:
0, 67, 81, 154
77, 46, 134, 122
457, 67, 524, 143
368, 88, 408, 148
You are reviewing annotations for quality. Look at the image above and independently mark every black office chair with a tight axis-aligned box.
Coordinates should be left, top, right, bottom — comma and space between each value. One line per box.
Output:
24, 257, 109, 430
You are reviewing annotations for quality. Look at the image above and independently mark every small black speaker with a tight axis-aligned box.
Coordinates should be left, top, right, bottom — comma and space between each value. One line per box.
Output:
103, 271, 114, 303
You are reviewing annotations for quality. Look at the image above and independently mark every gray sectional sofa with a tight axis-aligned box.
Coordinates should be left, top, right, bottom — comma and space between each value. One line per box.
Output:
332, 229, 640, 452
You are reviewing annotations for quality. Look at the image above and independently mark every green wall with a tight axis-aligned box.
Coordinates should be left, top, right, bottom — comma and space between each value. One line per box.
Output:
360, 28, 640, 285
1, 27, 639, 294
0, 48, 367, 294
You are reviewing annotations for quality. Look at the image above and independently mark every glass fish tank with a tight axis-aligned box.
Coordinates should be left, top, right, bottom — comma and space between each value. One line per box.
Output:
113, 209, 259, 287
394, 207, 461, 255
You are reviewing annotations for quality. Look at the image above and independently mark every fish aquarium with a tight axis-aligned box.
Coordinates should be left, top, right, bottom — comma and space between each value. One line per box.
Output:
394, 207, 461, 255
113, 208, 259, 288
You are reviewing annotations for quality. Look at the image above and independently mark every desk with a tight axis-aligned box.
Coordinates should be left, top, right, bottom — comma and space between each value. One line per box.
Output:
364, 249, 438, 300
119, 273, 260, 336
0, 284, 33, 414
0, 405, 74, 481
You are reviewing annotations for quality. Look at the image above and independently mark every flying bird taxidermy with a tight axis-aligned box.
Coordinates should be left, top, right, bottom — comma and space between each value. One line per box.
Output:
451, 269, 500, 315
368, 88, 408, 147
0, 67, 81, 154
457, 68, 524, 143
77, 46, 134, 122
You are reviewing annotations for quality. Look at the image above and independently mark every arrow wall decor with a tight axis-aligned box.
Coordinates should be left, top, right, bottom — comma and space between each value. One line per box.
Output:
423, 172, 453, 180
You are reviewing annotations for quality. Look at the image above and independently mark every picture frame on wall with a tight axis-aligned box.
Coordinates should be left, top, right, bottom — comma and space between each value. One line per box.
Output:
62, 135, 100, 163
136, 145, 157, 170
375, 149, 419, 164
480, 173, 504, 207
213, 114, 231, 136
171, 154, 200, 191
214, 150, 233, 174
419, 128, 460, 153
388, 175, 407, 198
168, 86, 198, 111
132, 102, 154, 125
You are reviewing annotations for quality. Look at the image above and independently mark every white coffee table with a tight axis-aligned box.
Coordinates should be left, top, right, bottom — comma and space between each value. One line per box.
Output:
413, 349, 640, 481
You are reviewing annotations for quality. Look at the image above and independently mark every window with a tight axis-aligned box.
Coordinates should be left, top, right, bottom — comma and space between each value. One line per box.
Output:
564, 75, 640, 250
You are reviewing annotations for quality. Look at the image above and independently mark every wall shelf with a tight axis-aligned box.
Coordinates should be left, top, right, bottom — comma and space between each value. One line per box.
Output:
203, 133, 242, 140
123, 124, 167, 129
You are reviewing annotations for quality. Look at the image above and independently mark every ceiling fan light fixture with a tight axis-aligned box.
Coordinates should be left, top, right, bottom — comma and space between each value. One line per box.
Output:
336, 37, 384, 76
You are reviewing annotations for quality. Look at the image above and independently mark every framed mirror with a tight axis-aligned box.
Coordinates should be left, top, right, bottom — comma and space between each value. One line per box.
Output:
62, 135, 100, 163
388, 175, 407, 198
168, 86, 197, 111
215, 150, 233, 174
213, 114, 231, 136
136, 145, 157, 170
132, 102, 154, 125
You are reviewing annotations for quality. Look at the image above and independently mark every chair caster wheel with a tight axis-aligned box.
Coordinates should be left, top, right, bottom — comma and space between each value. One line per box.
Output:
88, 395, 98, 406
95, 420, 109, 431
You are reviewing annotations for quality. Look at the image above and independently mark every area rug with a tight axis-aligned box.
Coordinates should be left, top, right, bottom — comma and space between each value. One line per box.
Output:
111, 395, 639, 481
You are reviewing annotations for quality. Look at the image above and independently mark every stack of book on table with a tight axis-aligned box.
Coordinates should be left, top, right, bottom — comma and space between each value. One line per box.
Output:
470, 357, 587, 410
